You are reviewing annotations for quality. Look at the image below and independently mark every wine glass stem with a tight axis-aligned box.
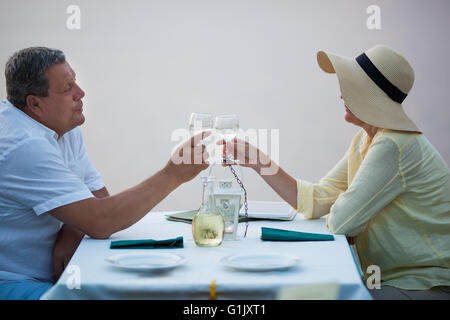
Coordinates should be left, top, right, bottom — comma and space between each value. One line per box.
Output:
222, 138, 236, 163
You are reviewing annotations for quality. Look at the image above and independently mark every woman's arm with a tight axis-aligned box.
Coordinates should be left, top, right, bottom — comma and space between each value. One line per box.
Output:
220, 138, 349, 218
219, 139, 297, 208
326, 138, 404, 236
257, 163, 298, 209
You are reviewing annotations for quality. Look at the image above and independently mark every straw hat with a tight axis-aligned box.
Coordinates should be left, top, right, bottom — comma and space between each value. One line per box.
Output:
317, 45, 421, 133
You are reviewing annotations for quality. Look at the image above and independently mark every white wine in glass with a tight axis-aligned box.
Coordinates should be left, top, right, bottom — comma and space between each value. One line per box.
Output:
189, 113, 214, 136
214, 115, 239, 142
215, 114, 239, 163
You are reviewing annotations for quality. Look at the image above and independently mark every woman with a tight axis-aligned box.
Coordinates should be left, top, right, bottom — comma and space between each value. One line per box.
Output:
221, 45, 450, 299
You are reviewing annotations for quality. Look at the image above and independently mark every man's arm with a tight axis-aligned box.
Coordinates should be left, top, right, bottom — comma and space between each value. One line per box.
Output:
92, 187, 110, 199
50, 169, 184, 239
50, 133, 209, 239
52, 187, 110, 281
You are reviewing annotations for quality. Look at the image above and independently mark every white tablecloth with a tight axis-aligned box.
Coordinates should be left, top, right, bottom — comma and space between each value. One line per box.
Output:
42, 205, 372, 300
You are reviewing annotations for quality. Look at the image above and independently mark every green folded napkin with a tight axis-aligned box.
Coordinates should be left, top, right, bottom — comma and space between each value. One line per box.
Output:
261, 227, 334, 241
110, 236, 184, 249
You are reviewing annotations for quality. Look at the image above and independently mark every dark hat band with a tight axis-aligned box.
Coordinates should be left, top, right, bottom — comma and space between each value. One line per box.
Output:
356, 53, 407, 104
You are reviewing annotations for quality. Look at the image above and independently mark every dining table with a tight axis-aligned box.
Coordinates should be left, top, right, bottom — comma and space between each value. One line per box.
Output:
41, 201, 372, 300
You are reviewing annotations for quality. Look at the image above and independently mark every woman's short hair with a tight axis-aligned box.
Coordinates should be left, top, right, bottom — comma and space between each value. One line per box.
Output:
5, 47, 66, 110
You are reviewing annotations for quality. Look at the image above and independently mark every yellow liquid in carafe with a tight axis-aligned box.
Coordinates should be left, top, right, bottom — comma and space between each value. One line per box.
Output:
192, 213, 225, 247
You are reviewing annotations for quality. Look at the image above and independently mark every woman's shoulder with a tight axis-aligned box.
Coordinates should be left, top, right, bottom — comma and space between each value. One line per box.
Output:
373, 128, 422, 150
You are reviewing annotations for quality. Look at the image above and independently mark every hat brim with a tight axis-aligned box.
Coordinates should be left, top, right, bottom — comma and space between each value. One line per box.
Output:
317, 50, 421, 133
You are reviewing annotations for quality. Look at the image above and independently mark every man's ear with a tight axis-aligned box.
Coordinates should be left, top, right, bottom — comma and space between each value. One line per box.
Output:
25, 95, 44, 118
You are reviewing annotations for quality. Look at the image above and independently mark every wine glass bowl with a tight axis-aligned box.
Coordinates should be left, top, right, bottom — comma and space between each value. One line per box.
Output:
189, 113, 214, 136
214, 114, 239, 163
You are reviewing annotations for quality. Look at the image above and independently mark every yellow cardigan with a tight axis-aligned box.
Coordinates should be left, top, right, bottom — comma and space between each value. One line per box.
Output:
296, 128, 450, 290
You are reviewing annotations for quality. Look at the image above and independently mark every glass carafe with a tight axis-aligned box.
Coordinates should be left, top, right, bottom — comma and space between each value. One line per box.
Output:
192, 177, 225, 247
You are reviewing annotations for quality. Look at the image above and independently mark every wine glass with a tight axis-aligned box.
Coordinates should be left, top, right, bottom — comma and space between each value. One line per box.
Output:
189, 113, 214, 137
214, 114, 239, 163
214, 114, 248, 237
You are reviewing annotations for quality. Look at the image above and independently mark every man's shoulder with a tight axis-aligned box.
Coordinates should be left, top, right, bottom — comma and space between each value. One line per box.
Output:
0, 113, 34, 162
0, 100, 48, 153
0, 111, 57, 165
0, 134, 53, 165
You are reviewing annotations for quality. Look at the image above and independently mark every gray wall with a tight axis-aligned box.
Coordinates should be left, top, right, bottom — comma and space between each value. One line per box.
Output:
1, 0, 449, 211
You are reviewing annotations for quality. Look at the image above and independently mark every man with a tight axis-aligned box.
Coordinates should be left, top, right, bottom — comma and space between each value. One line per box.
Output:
0, 47, 210, 299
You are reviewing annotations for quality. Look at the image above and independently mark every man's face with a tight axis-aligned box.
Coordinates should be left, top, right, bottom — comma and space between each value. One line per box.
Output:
37, 62, 85, 137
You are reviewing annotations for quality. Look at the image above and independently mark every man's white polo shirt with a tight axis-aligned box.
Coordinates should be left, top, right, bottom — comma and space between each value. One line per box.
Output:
0, 99, 104, 283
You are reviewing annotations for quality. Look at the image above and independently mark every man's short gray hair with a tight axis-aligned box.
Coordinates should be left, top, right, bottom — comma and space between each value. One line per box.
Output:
5, 47, 66, 110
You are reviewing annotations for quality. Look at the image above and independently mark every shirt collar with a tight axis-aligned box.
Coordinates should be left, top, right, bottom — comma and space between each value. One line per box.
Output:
1, 99, 59, 140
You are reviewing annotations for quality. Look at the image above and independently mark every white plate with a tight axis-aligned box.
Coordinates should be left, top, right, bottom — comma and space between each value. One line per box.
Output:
220, 253, 300, 271
106, 252, 186, 272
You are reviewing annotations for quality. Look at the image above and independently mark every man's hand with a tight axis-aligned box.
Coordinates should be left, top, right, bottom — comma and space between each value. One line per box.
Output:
164, 131, 211, 184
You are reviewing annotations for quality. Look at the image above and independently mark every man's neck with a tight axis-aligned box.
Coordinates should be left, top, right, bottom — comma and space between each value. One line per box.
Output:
22, 107, 64, 139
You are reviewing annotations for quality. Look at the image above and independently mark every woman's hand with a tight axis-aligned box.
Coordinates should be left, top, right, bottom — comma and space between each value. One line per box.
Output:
217, 138, 275, 175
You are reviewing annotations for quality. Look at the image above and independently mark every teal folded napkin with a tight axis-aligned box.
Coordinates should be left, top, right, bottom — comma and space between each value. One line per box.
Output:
110, 236, 184, 249
261, 227, 334, 241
